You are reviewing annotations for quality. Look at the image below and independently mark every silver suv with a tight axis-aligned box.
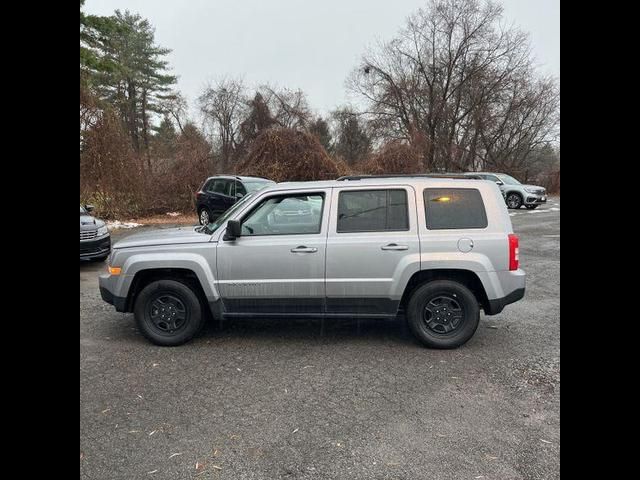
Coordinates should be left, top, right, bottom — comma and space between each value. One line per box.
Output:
465, 172, 547, 210
99, 176, 525, 348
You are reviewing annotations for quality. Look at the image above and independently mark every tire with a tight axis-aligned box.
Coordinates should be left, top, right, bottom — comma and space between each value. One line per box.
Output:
198, 207, 212, 225
134, 279, 205, 346
506, 193, 523, 209
406, 280, 480, 349
525, 204, 539, 210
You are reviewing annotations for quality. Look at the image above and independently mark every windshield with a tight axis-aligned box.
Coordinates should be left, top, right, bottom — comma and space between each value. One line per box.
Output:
496, 174, 521, 185
244, 181, 275, 193
200, 192, 256, 235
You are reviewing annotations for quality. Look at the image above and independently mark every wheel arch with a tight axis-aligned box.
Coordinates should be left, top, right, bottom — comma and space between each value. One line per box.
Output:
399, 269, 490, 313
124, 267, 209, 313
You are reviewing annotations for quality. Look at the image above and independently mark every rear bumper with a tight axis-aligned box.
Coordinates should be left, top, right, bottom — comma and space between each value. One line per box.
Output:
485, 287, 525, 315
482, 269, 526, 315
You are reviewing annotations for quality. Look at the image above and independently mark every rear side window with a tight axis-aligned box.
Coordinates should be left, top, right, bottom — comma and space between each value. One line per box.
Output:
337, 189, 409, 232
424, 188, 487, 230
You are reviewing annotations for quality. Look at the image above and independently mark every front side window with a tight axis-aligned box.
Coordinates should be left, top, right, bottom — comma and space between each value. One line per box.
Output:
424, 188, 488, 230
241, 193, 325, 236
337, 189, 409, 233
496, 174, 521, 185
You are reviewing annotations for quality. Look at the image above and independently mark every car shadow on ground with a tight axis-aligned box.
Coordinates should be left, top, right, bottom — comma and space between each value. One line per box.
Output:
98, 311, 429, 349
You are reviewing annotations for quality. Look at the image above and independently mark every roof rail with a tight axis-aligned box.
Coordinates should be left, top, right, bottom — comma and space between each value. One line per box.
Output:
336, 173, 482, 181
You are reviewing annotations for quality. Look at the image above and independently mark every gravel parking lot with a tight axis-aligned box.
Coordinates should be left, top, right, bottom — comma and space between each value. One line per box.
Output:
80, 198, 560, 480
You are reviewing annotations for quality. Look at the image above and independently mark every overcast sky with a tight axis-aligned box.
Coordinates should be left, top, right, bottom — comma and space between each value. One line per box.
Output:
84, 0, 559, 116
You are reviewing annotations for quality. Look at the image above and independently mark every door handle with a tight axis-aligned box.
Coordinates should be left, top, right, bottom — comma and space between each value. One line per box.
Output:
290, 246, 318, 253
381, 243, 409, 251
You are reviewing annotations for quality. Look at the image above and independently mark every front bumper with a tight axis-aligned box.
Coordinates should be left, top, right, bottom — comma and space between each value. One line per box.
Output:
80, 234, 111, 259
524, 194, 547, 205
99, 273, 128, 312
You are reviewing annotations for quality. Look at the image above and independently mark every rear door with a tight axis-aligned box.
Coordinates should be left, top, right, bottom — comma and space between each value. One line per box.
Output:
207, 178, 235, 217
325, 185, 420, 315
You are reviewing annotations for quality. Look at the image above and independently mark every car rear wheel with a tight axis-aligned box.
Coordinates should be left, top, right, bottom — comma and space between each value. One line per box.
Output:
198, 207, 211, 225
406, 280, 480, 349
506, 193, 523, 209
525, 204, 539, 210
134, 279, 205, 346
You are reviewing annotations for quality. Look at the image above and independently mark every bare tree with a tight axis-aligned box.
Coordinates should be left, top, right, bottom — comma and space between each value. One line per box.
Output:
198, 78, 247, 171
258, 85, 312, 130
331, 107, 372, 165
348, 0, 559, 173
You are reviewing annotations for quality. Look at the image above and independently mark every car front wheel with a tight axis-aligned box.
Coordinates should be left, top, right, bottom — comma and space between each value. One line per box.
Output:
406, 280, 480, 349
134, 279, 205, 346
506, 193, 523, 209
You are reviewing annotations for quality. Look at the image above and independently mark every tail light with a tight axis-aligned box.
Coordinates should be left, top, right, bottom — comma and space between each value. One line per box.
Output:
508, 233, 519, 271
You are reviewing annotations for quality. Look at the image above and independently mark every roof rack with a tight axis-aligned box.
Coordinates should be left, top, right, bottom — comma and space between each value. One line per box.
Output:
336, 173, 483, 181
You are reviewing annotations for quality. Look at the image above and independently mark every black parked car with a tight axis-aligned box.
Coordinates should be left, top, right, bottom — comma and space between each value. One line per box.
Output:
80, 204, 111, 261
195, 175, 275, 225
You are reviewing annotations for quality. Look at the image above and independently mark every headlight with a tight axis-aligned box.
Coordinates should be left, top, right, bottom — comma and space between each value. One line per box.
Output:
524, 187, 538, 193
97, 225, 109, 236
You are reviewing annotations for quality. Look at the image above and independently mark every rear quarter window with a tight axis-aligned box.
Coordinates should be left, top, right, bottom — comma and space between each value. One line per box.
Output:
424, 188, 488, 230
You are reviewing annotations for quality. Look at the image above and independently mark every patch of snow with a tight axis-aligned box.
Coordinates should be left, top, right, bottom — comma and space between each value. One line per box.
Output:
166, 212, 180, 217
107, 220, 143, 229
550, 207, 560, 211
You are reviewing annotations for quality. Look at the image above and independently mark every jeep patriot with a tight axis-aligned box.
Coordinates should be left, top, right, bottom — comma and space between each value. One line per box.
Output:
99, 176, 525, 348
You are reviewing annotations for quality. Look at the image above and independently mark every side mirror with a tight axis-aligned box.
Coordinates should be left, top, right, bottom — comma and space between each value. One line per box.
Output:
235, 192, 244, 199
495, 181, 504, 186
223, 220, 242, 241
85, 204, 95, 212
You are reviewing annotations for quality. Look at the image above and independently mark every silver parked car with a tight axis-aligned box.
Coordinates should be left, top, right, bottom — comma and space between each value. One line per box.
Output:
99, 176, 525, 348
465, 172, 547, 209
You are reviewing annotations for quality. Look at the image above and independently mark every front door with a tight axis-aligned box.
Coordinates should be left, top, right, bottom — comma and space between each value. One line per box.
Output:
216, 189, 330, 315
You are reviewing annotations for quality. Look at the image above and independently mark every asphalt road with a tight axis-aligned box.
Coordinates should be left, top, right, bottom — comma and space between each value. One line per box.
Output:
80, 198, 560, 480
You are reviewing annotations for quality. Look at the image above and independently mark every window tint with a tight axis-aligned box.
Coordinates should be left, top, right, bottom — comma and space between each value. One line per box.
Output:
337, 189, 409, 232
424, 188, 487, 230
241, 194, 324, 236
209, 179, 233, 196
235, 181, 247, 197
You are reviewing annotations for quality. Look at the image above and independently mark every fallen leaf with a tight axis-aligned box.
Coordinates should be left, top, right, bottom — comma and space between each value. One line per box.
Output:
475, 476, 485, 479
148, 430, 157, 436
168, 453, 183, 459
101, 408, 111, 414
80, 452, 84, 460
212, 449, 219, 457
128, 430, 140, 433
540, 439, 552, 444
152, 363, 159, 367
292, 428, 299, 434
147, 470, 158, 475
137, 395, 144, 400
236, 368, 242, 372
195, 461, 206, 472
212, 465, 222, 470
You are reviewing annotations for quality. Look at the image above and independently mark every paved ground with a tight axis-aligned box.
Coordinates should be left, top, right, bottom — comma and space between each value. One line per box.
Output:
80, 198, 560, 480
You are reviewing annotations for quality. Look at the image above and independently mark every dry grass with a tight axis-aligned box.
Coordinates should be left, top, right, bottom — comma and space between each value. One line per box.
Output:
122, 212, 198, 225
